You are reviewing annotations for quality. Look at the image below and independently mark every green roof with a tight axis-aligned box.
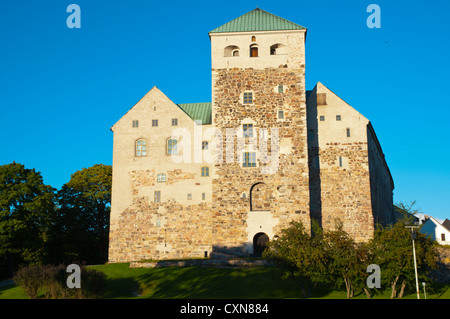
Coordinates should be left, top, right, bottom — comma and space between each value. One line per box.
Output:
177, 102, 212, 125
210, 8, 306, 33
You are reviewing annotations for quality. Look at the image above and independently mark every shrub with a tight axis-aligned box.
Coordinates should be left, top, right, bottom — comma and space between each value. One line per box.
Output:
14, 265, 45, 299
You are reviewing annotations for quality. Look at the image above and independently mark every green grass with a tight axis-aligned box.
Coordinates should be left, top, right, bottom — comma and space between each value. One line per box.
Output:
1, 263, 449, 299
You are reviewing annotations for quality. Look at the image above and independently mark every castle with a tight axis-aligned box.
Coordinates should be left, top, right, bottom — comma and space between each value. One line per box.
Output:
108, 8, 394, 262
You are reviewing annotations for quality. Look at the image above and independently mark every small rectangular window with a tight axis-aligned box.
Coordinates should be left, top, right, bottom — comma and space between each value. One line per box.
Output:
319, 116, 325, 121
278, 110, 284, 119
339, 156, 343, 167
243, 124, 254, 137
308, 129, 314, 141
187, 193, 192, 200
442, 233, 446, 241
346, 128, 351, 137
172, 118, 178, 126
202, 193, 206, 200
132, 120, 139, 128
201, 166, 210, 177
336, 115, 341, 121
278, 85, 283, 93
243, 152, 256, 167
152, 119, 158, 127
243, 92, 253, 104
154, 191, 161, 202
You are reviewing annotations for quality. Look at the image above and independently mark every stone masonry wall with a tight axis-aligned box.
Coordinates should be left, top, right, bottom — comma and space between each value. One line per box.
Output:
211, 66, 311, 255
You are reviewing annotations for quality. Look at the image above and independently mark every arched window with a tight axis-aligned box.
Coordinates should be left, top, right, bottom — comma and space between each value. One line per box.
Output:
167, 138, 178, 155
224, 45, 240, 57
201, 166, 209, 177
135, 139, 147, 157
250, 182, 271, 211
157, 173, 166, 183
270, 43, 286, 55
250, 44, 258, 57
251, 36, 256, 42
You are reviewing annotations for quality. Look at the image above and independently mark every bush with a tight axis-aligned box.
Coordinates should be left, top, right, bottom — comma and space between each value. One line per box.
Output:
14, 265, 45, 299
14, 264, 107, 299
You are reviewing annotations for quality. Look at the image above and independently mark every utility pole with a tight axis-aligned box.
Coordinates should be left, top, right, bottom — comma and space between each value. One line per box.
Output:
406, 225, 421, 299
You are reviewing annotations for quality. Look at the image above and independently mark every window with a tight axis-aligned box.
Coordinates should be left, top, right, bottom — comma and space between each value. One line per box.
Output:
317, 93, 327, 105
201, 166, 209, 177
251, 36, 256, 42
319, 115, 325, 121
172, 118, 178, 126
243, 124, 254, 137
157, 173, 166, 183
167, 138, 178, 155
243, 152, 256, 167
346, 128, 351, 137
278, 110, 284, 119
336, 115, 341, 121
187, 193, 192, 200
308, 129, 314, 141
202, 193, 206, 200
224, 45, 240, 57
136, 139, 147, 157
339, 156, 343, 167
442, 233, 446, 241
270, 43, 286, 55
132, 120, 139, 128
243, 92, 253, 104
278, 85, 283, 93
202, 141, 208, 150
250, 44, 258, 57
152, 119, 158, 127
154, 191, 161, 203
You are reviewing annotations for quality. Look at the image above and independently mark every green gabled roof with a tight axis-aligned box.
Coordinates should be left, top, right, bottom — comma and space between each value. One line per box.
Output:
177, 102, 212, 125
209, 8, 306, 33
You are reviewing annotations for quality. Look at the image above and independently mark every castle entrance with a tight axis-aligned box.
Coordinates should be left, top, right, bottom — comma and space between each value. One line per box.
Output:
253, 232, 269, 257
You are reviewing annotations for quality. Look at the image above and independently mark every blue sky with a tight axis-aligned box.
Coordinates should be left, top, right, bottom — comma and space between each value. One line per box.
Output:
0, 0, 449, 221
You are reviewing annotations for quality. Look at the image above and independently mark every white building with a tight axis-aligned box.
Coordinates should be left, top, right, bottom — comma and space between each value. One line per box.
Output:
420, 216, 450, 246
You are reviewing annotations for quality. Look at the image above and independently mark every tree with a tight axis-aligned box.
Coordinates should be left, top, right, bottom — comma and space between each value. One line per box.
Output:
0, 162, 56, 278
263, 220, 331, 298
46, 164, 111, 265
370, 220, 438, 298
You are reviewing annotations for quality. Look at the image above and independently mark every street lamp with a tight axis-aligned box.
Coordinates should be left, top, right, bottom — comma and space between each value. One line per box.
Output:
405, 225, 421, 299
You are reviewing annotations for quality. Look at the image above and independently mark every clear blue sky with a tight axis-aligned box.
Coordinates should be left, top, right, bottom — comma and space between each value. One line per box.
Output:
0, 0, 449, 221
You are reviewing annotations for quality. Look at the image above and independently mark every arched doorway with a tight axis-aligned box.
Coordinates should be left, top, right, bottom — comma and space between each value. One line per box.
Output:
253, 232, 269, 257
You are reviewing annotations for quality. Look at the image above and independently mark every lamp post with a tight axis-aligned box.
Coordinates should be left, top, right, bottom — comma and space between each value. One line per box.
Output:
405, 225, 420, 299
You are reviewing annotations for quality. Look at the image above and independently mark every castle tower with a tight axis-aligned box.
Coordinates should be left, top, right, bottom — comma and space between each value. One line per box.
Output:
209, 8, 311, 256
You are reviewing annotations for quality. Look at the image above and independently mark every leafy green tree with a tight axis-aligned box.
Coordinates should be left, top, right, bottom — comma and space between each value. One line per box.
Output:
0, 162, 56, 278
370, 220, 438, 298
263, 220, 331, 297
46, 164, 111, 265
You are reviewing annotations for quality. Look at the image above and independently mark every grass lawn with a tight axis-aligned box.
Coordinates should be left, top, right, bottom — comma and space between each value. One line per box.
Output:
1, 263, 449, 299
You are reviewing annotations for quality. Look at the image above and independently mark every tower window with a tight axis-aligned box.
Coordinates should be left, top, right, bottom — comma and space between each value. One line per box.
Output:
278, 110, 284, 119
320, 115, 325, 121
187, 193, 192, 200
243, 152, 256, 167
278, 85, 284, 93
202, 193, 206, 200
250, 44, 258, 57
157, 173, 166, 183
232, 50, 239, 56
132, 120, 139, 128
154, 191, 161, 203
336, 115, 341, 121
251, 36, 256, 42
136, 139, 147, 157
172, 118, 178, 126
243, 92, 253, 104
243, 124, 254, 137
224, 45, 240, 57
167, 138, 178, 155
270, 43, 286, 55
201, 166, 209, 177
346, 128, 351, 137
152, 119, 158, 127
339, 156, 343, 167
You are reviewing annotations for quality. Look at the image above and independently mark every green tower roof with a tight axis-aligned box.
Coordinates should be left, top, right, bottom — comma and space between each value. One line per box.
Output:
209, 8, 306, 33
